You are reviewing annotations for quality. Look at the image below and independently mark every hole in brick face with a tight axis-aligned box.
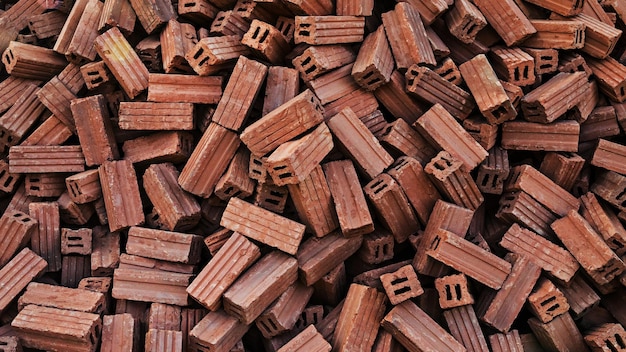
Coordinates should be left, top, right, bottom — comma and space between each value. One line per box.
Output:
539, 64, 552, 69
252, 26, 260, 39
283, 24, 292, 35
514, 67, 520, 81
193, 48, 204, 60
546, 303, 560, 312
394, 286, 412, 295
540, 296, 556, 307
269, 190, 284, 197
607, 339, 620, 352
480, 174, 490, 187
278, 172, 292, 179
523, 65, 529, 79
91, 77, 104, 84
616, 334, 626, 348
266, 198, 279, 205
391, 275, 408, 286
575, 29, 583, 45
611, 239, 625, 249
491, 175, 499, 188
184, 1, 195, 6
367, 77, 381, 86
3, 176, 12, 188
430, 236, 441, 250
304, 64, 317, 75
445, 284, 452, 300
259, 29, 269, 43
620, 86, 625, 98
298, 30, 310, 36
454, 283, 462, 299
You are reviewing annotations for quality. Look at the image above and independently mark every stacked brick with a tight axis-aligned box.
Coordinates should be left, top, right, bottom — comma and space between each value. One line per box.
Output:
3, 0, 626, 350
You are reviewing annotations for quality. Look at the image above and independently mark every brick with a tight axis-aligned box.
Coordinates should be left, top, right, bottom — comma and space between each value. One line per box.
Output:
294, 16, 364, 45
307, 64, 360, 105
443, 305, 489, 352
70, 95, 119, 166
312, 263, 346, 306
263, 66, 299, 115
415, 104, 488, 172
223, 251, 298, 324
444, 0, 485, 44
499, 224, 579, 283
242, 20, 289, 65
126, 227, 202, 264
18, 282, 104, 314
21, 115, 72, 147
80, 61, 112, 90
357, 229, 394, 265
460, 54, 516, 124
489, 330, 524, 352
591, 171, 626, 212
0, 248, 46, 313
381, 2, 436, 69
0, 210, 38, 265
377, 119, 437, 164
90, 226, 120, 276
382, 300, 465, 352
58, 192, 95, 226
212, 56, 267, 131
99, 160, 144, 232
186, 35, 249, 76
61, 255, 91, 288
374, 70, 426, 125
188, 233, 260, 310
2, 41, 66, 80
501, 120, 580, 152
0, 84, 45, 147
118, 102, 194, 131
523, 47, 559, 75
433, 57, 463, 86
160, 19, 196, 74
112, 267, 192, 306
11, 305, 101, 352
552, 210, 625, 285
524, 19, 586, 50
476, 147, 510, 195
9, 145, 84, 174
296, 231, 362, 286
148, 73, 222, 104
506, 164, 579, 217
413, 200, 474, 277
143, 163, 201, 231
539, 152, 585, 192
221, 197, 305, 255
580, 192, 626, 256
28, 11, 66, 39
333, 284, 386, 351
406, 65, 475, 121
179, 123, 240, 197
277, 325, 331, 352
122, 131, 193, 165
145, 329, 182, 352
94, 27, 149, 99
380, 264, 423, 305
147, 303, 181, 331
98, 0, 136, 35
425, 151, 484, 210
0, 76, 42, 114
189, 310, 249, 352
434, 273, 474, 309
209, 11, 249, 37
427, 228, 512, 289
587, 56, 626, 103
364, 173, 419, 242
528, 313, 586, 351
581, 107, 620, 142
253, 181, 288, 213
463, 117, 498, 151
565, 13, 621, 59
327, 107, 393, 179
471, 0, 536, 46
256, 282, 313, 338
527, 278, 569, 324
387, 156, 441, 225
477, 254, 542, 332
287, 164, 338, 238
265, 123, 333, 186
240, 90, 324, 157
118, 253, 194, 274
101, 314, 137, 352
584, 323, 626, 352
351, 26, 393, 91
521, 72, 588, 123
65, 169, 101, 205
61, 228, 92, 256
323, 159, 374, 237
